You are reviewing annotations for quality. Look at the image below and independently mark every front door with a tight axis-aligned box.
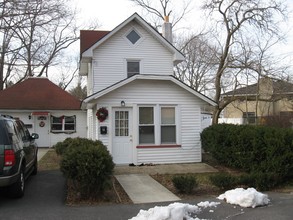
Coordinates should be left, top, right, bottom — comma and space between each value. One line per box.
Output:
112, 108, 133, 164
34, 115, 50, 147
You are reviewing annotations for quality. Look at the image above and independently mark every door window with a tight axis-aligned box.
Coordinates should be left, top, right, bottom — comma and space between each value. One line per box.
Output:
115, 111, 129, 136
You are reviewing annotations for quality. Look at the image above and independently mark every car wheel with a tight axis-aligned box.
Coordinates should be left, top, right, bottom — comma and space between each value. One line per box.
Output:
32, 158, 38, 175
10, 167, 25, 198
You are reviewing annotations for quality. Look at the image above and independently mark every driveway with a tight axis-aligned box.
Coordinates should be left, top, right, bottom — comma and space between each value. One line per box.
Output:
1, 170, 293, 219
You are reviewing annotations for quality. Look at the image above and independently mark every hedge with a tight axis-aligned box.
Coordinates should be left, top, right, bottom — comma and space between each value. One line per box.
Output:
201, 124, 293, 183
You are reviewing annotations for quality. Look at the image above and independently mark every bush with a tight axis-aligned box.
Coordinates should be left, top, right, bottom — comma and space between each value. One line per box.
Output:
201, 124, 293, 186
60, 138, 114, 199
209, 173, 238, 190
172, 175, 198, 193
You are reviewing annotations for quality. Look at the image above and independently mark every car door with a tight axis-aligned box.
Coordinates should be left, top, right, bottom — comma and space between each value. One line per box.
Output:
15, 121, 34, 169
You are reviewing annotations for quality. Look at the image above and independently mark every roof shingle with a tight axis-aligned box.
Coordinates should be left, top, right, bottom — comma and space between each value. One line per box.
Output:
0, 78, 81, 110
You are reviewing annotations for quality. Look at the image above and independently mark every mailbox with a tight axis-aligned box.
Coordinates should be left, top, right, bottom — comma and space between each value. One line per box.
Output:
100, 126, 107, 135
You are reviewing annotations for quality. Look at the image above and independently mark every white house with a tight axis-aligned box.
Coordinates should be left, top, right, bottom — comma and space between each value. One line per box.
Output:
80, 13, 216, 165
0, 77, 87, 147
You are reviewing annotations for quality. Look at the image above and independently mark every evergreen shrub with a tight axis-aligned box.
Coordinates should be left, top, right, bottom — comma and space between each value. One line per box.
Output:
59, 138, 114, 198
172, 175, 198, 193
201, 124, 293, 187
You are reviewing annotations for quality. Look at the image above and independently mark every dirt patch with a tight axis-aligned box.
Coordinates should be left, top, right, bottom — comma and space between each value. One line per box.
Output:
66, 177, 132, 205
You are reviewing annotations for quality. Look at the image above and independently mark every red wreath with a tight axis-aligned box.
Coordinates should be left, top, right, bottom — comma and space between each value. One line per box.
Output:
96, 107, 108, 122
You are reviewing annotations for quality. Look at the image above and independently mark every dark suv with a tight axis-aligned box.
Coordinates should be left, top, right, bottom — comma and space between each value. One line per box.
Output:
0, 114, 39, 198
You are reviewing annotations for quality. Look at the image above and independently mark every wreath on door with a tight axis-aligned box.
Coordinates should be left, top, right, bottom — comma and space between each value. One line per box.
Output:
39, 121, 45, 127
96, 107, 108, 122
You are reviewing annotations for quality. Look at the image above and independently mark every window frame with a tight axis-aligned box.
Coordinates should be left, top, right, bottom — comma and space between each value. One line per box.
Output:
127, 60, 140, 77
243, 112, 256, 124
138, 106, 155, 144
138, 105, 179, 146
160, 106, 176, 144
51, 115, 76, 133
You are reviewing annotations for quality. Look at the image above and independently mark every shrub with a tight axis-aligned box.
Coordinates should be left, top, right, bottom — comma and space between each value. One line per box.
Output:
172, 175, 198, 193
201, 124, 293, 187
60, 138, 114, 199
209, 173, 238, 190
54, 137, 73, 155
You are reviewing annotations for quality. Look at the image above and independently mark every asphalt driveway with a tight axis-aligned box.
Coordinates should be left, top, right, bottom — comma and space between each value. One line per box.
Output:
1, 170, 293, 220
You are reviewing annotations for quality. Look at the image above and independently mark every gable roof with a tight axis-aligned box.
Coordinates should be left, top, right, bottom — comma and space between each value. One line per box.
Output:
0, 77, 81, 110
80, 13, 184, 64
81, 74, 217, 109
80, 30, 110, 54
223, 79, 293, 97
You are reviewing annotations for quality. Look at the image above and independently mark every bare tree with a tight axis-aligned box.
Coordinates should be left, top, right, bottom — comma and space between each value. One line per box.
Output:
201, 0, 288, 124
129, 0, 192, 28
0, 0, 79, 90
175, 34, 218, 95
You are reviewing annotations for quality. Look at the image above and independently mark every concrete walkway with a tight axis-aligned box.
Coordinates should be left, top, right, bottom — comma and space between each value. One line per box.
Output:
115, 174, 180, 204
115, 163, 217, 204
37, 148, 50, 161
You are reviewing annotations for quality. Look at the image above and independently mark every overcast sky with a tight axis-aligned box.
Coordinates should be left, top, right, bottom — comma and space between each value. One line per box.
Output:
74, 0, 293, 57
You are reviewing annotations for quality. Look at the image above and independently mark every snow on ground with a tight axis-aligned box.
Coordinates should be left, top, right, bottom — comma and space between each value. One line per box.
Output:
217, 188, 270, 208
129, 201, 220, 220
129, 188, 269, 220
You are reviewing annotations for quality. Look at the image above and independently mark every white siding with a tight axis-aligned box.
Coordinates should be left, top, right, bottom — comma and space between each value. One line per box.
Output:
92, 21, 174, 93
95, 79, 205, 164
1, 110, 87, 147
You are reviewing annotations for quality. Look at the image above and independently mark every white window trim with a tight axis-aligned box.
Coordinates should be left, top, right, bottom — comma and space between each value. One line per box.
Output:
124, 27, 144, 46
125, 59, 143, 77
137, 105, 180, 146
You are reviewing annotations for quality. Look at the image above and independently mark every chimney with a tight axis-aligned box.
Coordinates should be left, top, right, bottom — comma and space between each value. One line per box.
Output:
162, 16, 172, 44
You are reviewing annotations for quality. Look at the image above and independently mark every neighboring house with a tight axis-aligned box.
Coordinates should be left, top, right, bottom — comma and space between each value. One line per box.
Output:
221, 77, 293, 127
0, 77, 87, 147
79, 13, 216, 165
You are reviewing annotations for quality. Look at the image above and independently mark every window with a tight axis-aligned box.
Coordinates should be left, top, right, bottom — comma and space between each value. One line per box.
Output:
51, 115, 76, 133
243, 112, 256, 124
161, 107, 176, 144
115, 111, 129, 136
139, 107, 155, 144
127, 61, 140, 77
126, 30, 141, 44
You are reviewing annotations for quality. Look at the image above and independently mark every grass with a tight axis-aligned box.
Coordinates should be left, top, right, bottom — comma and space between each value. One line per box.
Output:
38, 149, 61, 171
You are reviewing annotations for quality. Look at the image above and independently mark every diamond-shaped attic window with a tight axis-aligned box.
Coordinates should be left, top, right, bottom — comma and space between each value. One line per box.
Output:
126, 30, 141, 44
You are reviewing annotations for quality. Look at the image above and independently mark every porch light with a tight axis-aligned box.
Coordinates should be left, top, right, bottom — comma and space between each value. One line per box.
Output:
121, 101, 125, 107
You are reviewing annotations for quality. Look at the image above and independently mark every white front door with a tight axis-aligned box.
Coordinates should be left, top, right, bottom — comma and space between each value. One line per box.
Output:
112, 108, 133, 164
34, 115, 50, 147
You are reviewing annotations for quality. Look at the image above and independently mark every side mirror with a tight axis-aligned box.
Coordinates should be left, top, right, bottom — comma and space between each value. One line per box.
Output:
31, 133, 39, 139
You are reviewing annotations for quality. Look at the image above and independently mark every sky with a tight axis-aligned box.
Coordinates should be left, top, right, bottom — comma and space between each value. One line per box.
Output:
73, 0, 293, 57
65, 0, 293, 88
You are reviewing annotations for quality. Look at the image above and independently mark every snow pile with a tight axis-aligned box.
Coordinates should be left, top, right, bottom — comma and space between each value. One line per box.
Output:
217, 187, 270, 208
129, 202, 220, 220
197, 201, 220, 208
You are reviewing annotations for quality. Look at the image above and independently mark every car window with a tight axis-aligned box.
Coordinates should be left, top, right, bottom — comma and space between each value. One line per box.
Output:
15, 121, 30, 142
5, 120, 19, 144
0, 121, 10, 144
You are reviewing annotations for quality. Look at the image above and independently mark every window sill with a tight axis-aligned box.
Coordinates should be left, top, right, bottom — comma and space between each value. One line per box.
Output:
136, 144, 181, 149
51, 131, 76, 134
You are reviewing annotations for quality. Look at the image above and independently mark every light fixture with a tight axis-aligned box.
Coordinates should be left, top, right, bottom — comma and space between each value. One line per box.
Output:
121, 100, 125, 107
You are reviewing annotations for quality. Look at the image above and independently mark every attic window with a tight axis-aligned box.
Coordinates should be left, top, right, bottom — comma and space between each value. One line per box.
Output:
126, 30, 141, 44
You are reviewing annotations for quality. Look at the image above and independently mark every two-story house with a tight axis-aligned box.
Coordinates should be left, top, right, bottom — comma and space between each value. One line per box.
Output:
221, 77, 293, 127
79, 13, 216, 165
